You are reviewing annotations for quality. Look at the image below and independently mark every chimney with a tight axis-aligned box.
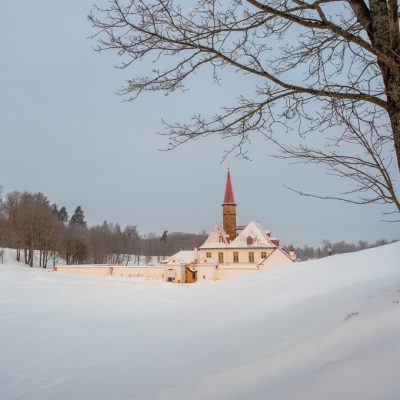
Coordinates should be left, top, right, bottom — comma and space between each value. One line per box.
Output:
289, 244, 296, 261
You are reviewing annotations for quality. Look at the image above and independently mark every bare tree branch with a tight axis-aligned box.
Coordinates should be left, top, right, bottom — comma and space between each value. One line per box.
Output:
89, 0, 400, 218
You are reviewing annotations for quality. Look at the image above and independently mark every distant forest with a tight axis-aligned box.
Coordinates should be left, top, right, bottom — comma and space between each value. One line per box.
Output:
0, 188, 207, 267
0, 188, 397, 267
294, 239, 397, 261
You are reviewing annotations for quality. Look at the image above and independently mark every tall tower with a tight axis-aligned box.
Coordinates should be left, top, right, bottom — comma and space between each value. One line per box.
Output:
222, 168, 237, 242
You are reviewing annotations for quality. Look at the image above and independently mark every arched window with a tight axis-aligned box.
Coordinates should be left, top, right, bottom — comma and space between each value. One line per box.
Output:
247, 236, 254, 245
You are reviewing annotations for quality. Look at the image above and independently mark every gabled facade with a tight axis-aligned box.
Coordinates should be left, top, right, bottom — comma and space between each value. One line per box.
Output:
193, 169, 295, 279
198, 220, 281, 265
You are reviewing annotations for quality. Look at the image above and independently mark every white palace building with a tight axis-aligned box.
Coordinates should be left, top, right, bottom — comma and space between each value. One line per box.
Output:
55, 170, 296, 283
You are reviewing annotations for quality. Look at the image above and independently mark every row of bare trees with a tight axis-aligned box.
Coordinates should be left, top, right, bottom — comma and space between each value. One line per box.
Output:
0, 190, 92, 267
0, 187, 207, 267
0, 191, 62, 267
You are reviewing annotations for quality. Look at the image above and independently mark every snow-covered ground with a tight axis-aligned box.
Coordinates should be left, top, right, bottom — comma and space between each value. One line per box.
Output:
1, 243, 399, 400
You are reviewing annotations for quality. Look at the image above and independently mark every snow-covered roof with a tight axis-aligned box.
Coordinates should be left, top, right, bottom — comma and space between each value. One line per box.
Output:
200, 221, 278, 249
199, 224, 230, 249
230, 221, 277, 248
163, 250, 195, 265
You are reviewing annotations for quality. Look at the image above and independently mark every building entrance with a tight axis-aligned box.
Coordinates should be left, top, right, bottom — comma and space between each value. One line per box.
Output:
185, 267, 197, 283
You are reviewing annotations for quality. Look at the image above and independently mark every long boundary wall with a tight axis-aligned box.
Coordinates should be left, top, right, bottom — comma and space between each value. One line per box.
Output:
54, 265, 165, 279
54, 258, 294, 282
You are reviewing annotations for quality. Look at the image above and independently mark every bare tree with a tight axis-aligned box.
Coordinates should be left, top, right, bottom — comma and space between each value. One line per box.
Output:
124, 225, 139, 265
4, 191, 23, 261
2, 192, 62, 267
89, 223, 110, 264
0, 185, 5, 247
90, 0, 400, 218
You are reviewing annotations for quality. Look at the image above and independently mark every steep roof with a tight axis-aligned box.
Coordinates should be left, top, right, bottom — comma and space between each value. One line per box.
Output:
199, 224, 230, 249
223, 169, 236, 205
229, 220, 277, 248
200, 221, 278, 249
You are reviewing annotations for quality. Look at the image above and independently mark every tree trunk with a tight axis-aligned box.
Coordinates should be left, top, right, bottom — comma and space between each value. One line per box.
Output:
43, 249, 48, 268
388, 102, 400, 174
29, 248, 33, 268
370, 0, 400, 173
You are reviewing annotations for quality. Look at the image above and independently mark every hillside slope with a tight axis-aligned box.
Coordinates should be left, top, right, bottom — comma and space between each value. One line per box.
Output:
0, 243, 399, 400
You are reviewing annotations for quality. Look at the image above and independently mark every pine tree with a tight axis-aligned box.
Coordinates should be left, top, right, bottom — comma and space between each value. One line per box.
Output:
51, 203, 59, 216
69, 206, 86, 226
58, 206, 69, 224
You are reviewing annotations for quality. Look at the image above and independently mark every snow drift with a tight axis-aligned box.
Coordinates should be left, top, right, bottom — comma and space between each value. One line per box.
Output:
0, 242, 399, 400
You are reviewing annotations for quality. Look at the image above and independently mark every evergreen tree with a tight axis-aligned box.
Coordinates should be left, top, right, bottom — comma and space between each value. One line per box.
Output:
58, 206, 69, 224
69, 206, 86, 226
71, 237, 88, 264
51, 203, 59, 216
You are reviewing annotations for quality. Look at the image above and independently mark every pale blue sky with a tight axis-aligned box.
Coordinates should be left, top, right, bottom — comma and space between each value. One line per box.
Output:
0, 1, 398, 246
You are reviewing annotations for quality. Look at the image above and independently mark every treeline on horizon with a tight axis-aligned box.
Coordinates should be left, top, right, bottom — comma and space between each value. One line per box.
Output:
0, 188, 207, 267
0, 188, 396, 267
294, 239, 397, 261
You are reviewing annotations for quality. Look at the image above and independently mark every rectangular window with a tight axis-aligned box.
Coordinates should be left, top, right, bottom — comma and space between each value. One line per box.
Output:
249, 252, 254, 263
261, 251, 267, 259
206, 252, 211, 258
218, 252, 224, 263
233, 252, 239, 263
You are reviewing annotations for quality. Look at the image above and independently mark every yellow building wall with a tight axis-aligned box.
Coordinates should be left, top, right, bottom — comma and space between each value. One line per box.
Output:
163, 263, 186, 283
54, 265, 165, 279
112, 266, 165, 279
195, 265, 217, 280
199, 248, 275, 265
53, 266, 112, 276
260, 250, 293, 270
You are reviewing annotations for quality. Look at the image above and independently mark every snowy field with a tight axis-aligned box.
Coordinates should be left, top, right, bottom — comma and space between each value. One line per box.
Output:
1, 243, 400, 400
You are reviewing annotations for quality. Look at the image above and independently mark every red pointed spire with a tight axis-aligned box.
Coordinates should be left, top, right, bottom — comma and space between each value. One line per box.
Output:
223, 168, 236, 205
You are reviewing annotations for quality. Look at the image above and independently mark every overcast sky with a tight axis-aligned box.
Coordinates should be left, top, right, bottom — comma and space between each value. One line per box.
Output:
0, 1, 398, 246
